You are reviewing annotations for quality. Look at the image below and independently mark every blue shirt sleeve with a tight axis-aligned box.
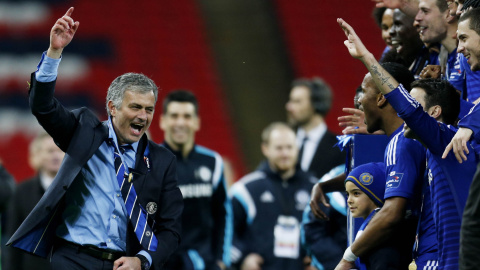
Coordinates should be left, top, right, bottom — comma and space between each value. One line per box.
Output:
35, 51, 61, 82
459, 103, 480, 143
137, 250, 152, 266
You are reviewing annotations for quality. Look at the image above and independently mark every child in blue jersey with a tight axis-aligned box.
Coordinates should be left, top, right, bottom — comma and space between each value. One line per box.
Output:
337, 17, 478, 269
345, 162, 410, 270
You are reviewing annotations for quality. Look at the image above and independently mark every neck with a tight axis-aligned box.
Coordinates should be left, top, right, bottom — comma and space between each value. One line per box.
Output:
382, 116, 404, 137
442, 23, 458, 53
167, 140, 194, 159
269, 163, 296, 181
301, 115, 324, 133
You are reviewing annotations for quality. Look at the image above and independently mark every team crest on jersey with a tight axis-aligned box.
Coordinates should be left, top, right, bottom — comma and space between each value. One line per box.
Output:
386, 172, 404, 189
196, 166, 212, 182
359, 173, 373, 185
295, 190, 310, 210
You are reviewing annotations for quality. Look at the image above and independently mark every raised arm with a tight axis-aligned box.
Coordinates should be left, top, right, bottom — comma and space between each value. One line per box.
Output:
372, 0, 419, 18
47, 7, 79, 59
338, 18, 400, 95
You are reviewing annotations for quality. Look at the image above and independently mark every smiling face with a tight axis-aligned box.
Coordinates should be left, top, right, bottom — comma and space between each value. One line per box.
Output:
160, 101, 199, 149
358, 74, 383, 134
415, 0, 449, 43
109, 90, 155, 145
390, 9, 422, 58
458, 19, 480, 71
346, 181, 378, 219
262, 127, 298, 174
382, 9, 395, 47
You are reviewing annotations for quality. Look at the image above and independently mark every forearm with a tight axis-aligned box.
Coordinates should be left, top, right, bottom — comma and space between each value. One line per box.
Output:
400, 0, 420, 18
350, 214, 397, 256
320, 173, 346, 193
361, 53, 400, 95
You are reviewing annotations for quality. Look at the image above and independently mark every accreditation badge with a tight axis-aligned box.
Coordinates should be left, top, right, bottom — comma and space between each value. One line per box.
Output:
273, 215, 300, 259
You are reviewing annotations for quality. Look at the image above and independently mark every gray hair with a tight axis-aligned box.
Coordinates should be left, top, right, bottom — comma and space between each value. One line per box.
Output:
106, 73, 158, 116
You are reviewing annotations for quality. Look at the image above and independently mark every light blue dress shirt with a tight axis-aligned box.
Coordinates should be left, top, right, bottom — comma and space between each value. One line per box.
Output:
35, 52, 152, 264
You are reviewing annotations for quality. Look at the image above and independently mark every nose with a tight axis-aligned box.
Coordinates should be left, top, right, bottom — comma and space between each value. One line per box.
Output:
347, 195, 353, 205
137, 109, 148, 121
389, 25, 396, 37
457, 42, 465, 54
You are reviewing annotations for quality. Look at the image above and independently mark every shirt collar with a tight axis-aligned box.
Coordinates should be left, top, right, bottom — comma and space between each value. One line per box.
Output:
297, 122, 327, 142
107, 117, 139, 153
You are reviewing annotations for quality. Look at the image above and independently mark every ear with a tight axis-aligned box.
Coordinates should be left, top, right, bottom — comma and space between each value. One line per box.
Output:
376, 93, 388, 108
428, 105, 442, 120
159, 114, 166, 131
195, 117, 201, 132
261, 143, 269, 158
107, 100, 116, 117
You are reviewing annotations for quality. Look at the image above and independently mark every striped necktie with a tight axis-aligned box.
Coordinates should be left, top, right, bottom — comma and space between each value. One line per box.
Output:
114, 145, 158, 251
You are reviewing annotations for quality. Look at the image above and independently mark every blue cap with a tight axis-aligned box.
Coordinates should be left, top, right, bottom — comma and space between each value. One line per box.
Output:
345, 162, 386, 207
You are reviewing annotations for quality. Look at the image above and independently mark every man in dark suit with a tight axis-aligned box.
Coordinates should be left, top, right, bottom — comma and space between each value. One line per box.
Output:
6, 7, 183, 270
286, 77, 344, 179
4, 132, 63, 270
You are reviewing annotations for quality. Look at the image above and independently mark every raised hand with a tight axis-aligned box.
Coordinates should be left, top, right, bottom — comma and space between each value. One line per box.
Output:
372, 0, 405, 8
47, 7, 80, 59
338, 108, 385, 135
419, 65, 441, 79
337, 18, 370, 60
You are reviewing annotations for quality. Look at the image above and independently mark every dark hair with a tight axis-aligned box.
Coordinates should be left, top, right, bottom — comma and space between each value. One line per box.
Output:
410, 79, 460, 125
463, 0, 480, 10
372, 7, 387, 28
162, 90, 199, 115
381, 62, 415, 91
436, 0, 449, 12
459, 8, 480, 36
292, 77, 332, 116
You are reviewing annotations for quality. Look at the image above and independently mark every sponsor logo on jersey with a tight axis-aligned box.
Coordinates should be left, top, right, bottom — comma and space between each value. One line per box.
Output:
386, 172, 404, 189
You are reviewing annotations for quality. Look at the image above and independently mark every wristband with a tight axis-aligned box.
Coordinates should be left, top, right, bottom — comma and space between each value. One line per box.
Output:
343, 246, 358, 262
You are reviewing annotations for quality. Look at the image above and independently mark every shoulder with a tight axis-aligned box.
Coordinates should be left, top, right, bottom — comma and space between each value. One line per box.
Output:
193, 145, 223, 164
148, 140, 176, 161
231, 171, 266, 195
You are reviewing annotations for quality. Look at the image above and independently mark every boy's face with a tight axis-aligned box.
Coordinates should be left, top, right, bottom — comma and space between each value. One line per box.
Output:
346, 181, 378, 219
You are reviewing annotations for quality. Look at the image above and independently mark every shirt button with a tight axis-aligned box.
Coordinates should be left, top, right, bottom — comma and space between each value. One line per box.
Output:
108, 239, 111, 243
113, 215, 117, 219
117, 194, 120, 197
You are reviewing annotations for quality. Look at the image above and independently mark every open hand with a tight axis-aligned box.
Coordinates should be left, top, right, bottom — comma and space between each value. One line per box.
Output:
337, 18, 370, 60
48, 7, 80, 58
338, 108, 385, 135
442, 127, 473, 163
419, 65, 441, 79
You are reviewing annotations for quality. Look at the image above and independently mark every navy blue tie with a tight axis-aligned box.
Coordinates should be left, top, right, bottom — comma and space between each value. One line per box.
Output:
114, 145, 158, 251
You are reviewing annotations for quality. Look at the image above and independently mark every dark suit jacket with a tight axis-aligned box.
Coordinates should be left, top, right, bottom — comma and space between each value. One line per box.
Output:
4, 176, 51, 270
7, 74, 184, 270
307, 130, 345, 179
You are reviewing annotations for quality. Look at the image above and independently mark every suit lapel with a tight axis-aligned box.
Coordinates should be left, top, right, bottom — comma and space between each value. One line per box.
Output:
132, 135, 148, 195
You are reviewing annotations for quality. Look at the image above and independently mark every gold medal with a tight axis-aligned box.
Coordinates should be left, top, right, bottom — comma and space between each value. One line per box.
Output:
408, 259, 417, 270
